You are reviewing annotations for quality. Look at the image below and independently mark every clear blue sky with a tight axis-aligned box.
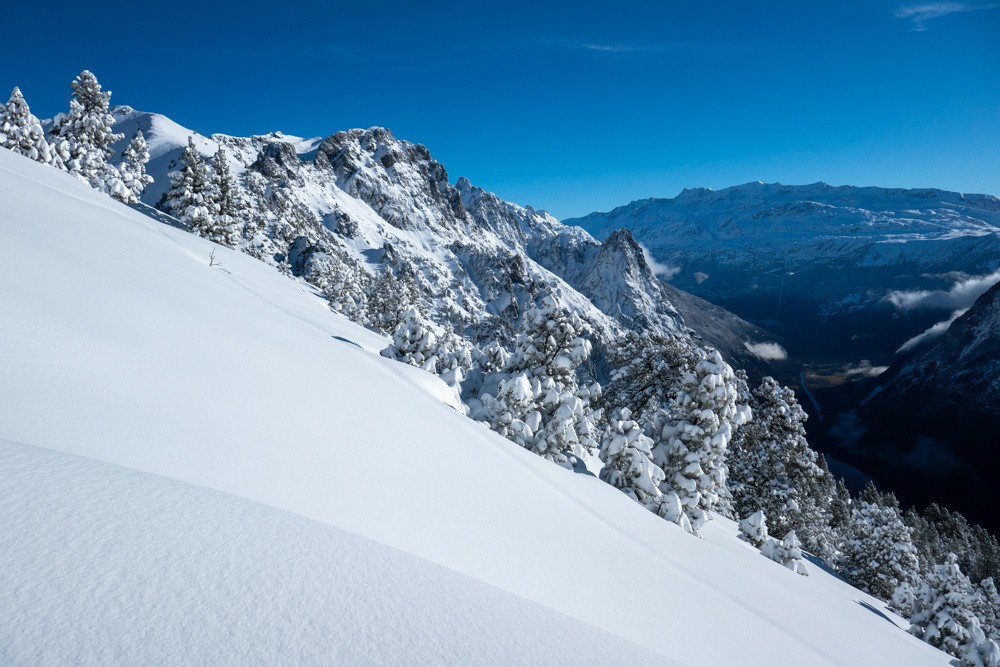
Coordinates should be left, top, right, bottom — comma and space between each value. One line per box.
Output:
4, 1, 998, 218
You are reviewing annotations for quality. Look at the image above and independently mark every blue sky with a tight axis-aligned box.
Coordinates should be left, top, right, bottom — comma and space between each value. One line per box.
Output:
4, 1, 998, 218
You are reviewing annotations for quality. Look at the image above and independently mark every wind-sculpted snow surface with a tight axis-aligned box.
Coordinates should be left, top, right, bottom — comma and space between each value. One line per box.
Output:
0, 148, 948, 664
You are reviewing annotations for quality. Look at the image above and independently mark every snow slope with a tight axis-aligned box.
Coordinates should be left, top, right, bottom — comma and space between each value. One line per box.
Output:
0, 150, 946, 664
1, 438, 664, 665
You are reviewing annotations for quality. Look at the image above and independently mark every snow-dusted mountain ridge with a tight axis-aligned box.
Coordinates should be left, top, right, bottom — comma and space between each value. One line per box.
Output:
107, 106, 783, 375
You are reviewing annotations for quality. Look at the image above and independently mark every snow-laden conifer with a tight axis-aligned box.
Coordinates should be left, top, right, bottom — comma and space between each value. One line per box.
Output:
599, 408, 664, 513
0, 87, 52, 164
909, 553, 980, 658
114, 131, 153, 203
51, 71, 122, 189
840, 497, 920, 600
651, 347, 751, 530
207, 146, 243, 244
729, 376, 834, 556
476, 294, 601, 467
164, 137, 218, 240
382, 306, 442, 372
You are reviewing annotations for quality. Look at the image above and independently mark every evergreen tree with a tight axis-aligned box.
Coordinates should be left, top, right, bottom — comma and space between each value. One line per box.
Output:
599, 408, 665, 513
51, 70, 122, 188
381, 306, 442, 372
602, 330, 690, 419
650, 347, 751, 530
366, 269, 414, 335
164, 137, 219, 241
0, 87, 52, 164
476, 294, 601, 467
115, 130, 153, 203
728, 376, 833, 556
840, 497, 920, 600
909, 553, 979, 659
207, 146, 243, 244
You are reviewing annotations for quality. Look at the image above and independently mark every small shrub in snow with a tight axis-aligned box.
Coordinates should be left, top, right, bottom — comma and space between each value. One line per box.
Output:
761, 530, 808, 576
738, 510, 769, 548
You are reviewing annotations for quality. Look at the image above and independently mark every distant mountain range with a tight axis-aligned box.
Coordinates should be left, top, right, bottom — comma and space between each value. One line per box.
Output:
568, 182, 1000, 368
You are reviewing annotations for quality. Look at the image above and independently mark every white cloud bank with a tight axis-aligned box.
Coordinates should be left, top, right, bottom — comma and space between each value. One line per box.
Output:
638, 243, 681, 280
897, 309, 968, 353
743, 341, 788, 361
886, 268, 1000, 311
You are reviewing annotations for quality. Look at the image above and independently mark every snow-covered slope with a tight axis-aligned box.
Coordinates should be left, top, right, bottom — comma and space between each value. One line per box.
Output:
568, 183, 1000, 363
0, 143, 947, 663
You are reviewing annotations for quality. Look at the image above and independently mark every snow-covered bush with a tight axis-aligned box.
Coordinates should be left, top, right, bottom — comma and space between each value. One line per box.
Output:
738, 510, 769, 548
760, 530, 808, 576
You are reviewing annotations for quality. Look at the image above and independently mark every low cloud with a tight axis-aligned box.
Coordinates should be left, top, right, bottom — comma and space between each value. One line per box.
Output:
897, 309, 967, 353
639, 243, 681, 280
894, 2, 1000, 30
885, 268, 1000, 311
743, 341, 788, 361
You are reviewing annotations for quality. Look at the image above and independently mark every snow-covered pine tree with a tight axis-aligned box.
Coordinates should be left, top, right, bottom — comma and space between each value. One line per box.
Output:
602, 330, 690, 420
0, 87, 52, 164
366, 268, 418, 335
976, 578, 1000, 642
381, 306, 441, 373
599, 408, 665, 513
51, 70, 122, 189
909, 553, 979, 659
476, 293, 601, 467
760, 530, 809, 576
728, 376, 833, 556
651, 347, 751, 530
114, 131, 153, 204
891, 580, 919, 619
164, 137, 217, 240
315, 255, 369, 323
207, 146, 242, 245
962, 620, 1000, 667
840, 496, 920, 600
738, 509, 769, 547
